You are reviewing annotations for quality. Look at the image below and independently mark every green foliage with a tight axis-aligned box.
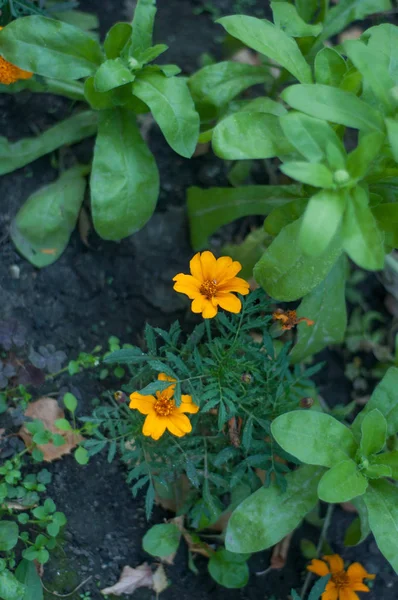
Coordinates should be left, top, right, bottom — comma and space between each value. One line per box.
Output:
143, 523, 181, 557
208, 549, 250, 588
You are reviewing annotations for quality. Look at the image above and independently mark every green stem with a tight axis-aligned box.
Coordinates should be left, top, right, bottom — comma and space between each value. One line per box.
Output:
205, 319, 212, 344
43, 78, 86, 102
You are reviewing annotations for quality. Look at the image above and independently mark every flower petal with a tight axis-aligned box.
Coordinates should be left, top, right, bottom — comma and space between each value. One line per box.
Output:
321, 582, 338, 600
202, 299, 218, 319
323, 554, 345, 574
216, 292, 242, 314
347, 563, 375, 582
191, 295, 205, 314
158, 373, 176, 383
307, 559, 330, 577
189, 252, 204, 281
200, 251, 217, 280
166, 412, 192, 437
339, 589, 360, 600
350, 583, 370, 592
214, 256, 233, 281
179, 395, 199, 414
217, 260, 243, 283
129, 392, 155, 414
218, 276, 250, 295
142, 413, 167, 440
173, 274, 201, 299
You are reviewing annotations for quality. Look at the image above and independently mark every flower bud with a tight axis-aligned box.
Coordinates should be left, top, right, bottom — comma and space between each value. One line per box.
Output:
333, 169, 350, 185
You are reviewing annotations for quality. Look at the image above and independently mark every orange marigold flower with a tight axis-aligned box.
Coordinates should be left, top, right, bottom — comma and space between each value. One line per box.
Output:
173, 251, 250, 319
0, 27, 33, 85
129, 373, 199, 441
272, 309, 314, 330
307, 554, 375, 600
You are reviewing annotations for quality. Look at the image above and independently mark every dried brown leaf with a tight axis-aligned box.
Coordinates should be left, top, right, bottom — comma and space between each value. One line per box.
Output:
18, 397, 83, 462
270, 533, 293, 570
78, 206, 92, 249
101, 563, 153, 596
152, 564, 168, 595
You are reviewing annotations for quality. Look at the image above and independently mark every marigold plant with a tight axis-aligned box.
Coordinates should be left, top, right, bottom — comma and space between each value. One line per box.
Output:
308, 554, 375, 600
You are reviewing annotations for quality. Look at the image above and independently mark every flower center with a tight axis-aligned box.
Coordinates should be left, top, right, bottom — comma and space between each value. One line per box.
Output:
200, 279, 218, 299
154, 394, 175, 417
332, 571, 350, 590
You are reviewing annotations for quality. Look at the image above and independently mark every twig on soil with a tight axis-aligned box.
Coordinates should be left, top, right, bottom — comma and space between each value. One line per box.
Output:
41, 575, 92, 597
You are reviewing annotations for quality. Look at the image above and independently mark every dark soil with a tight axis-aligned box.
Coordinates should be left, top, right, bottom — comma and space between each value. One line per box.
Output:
0, 0, 397, 598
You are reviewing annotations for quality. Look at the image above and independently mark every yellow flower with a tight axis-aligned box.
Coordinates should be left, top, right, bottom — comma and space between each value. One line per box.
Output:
173, 251, 250, 319
129, 373, 199, 440
0, 27, 33, 85
307, 554, 375, 600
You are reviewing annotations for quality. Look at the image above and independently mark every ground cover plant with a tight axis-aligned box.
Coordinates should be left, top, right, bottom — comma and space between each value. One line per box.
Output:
0, 0, 398, 599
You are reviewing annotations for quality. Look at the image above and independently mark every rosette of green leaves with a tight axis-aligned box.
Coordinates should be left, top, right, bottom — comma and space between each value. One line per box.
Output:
186, 1, 396, 360
0, 0, 199, 266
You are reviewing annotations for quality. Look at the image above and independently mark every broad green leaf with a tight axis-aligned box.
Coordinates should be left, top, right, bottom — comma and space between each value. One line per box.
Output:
280, 162, 334, 188
290, 255, 347, 362
314, 48, 347, 87
294, 0, 318, 23
54, 10, 99, 33
318, 0, 392, 46
299, 190, 346, 256
365, 24, 398, 84
264, 198, 307, 236
254, 216, 342, 301
187, 184, 305, 249
364, 479, 398, 573
213, 113, 291, 160
222, 229, 269, 280
91, 108, 159, 240
342, 187, 385, 270
217, 15, 312, 84
11, 167, 87, 268
271, 410, 357, 467
308, 576, 332, 600
371, 451, 398, 480
74, 446, 89, 465
130, 0, 156, 56
137, 44, 168, 65
282, 85, 384, 132
0, 522, 18, 551
238, 97, 287, 116
15, 560, 43, 600
280, 112, 345, 166
344, 40, 395, 112
0, 570, 25, 600
386, 118, 398, 163
63, 392, 78, 413
352, 368, 398, 437
142, 523, 181, 557
365, 464, 392, 479
271, 2, 322, 37
133, 71, 199, 158
189, 61, 271, 111
104, 22, 132, 59
0, 16, 103, 80
347, 131, 385, 180
0, 111, 97, 176
360, 409, 387, 457
226, 465, 323, 553
208, 549, 249, 589
318, 459, 368, 503
84, 77, 114, 110
94, 58, 135, 93
344, 496, 371, 546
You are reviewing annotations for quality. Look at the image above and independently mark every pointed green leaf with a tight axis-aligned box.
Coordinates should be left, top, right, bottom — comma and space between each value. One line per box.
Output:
213, 112, 291, 160
364, 479, 398, 573
344, 496, 371, 546
360, 409, 387, 457
272, 410, 357, 467
371, 451, 398, 480
318, 459, 368, 503
15, 559, 43, 600
187, 184, 305, 249
365, 464, 392, 479
11, 167, 87, 268
365, 24, 398, 83
130, 0, 156, 56
84, 77, 114, 110
104, 22, 132, 59
91, 108, 159, 240
94, 58, 135, 92
282, 84, 384, 132
0, 111, 97, 176
264, 198, 308, 237
314, 47, 347, 87
271, 2, 322, 37
299, 190, 346, 257
226, 465, 324, 553
342, 187, 385, 271
352, 368, 398, 437
254, 217, 342, 301
347, 131, 385, 180
217, 15, 312, 84
280, 162, 334, 188
290, 255, 347, 362
133, 71, 199, 158
0, 15, 103, 80
208, 549, 250, 589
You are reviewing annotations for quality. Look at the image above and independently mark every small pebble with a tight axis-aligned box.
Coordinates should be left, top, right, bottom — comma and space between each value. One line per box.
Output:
9, 265, 20, 279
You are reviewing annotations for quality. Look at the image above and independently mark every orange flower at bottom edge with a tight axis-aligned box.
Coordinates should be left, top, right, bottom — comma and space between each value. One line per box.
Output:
307, 554, 375, 600
272, 309, 314, 330
173, 251, 250, 319
0, 27, 33, 85
129, 373, 199, 440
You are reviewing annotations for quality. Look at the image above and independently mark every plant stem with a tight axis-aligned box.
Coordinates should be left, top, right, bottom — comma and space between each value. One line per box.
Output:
300, 503, 335, 599
205, 319, 212, 344
43, 78, 86, 102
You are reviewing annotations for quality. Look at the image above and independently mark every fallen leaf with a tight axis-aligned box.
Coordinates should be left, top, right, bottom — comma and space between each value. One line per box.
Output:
101, 563, 160, 596
152, 564, 168, 595
270, 533, 293, 569
18, 397, 83, 462
78, 206, 92, 248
